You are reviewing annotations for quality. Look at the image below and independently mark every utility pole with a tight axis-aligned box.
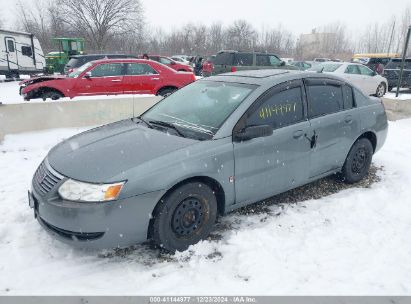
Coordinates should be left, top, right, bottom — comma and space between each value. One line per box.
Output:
387, 21, 395, 55
396, 26, 411, 97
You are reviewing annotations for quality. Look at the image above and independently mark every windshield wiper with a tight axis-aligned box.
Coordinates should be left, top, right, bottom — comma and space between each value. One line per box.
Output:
134, 116, 153, 128
149, 120, 186, 138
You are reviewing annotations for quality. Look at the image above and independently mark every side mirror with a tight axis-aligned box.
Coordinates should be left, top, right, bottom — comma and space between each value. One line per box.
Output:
234, 125, 273, 142
372, 71, 377, 76
84, 72, 92, 78
171, 61, 176, 65
280, 61, 286, 66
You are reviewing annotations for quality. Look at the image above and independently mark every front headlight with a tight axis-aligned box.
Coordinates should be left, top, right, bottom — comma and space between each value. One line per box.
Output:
58, 179, 125, 202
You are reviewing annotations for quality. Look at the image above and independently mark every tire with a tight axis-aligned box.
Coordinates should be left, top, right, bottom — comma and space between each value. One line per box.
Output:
376, 82, 386, 97
157, 87, 177, 97
151, 182, 218, 252
41, 91, 64, 101
341, 138, 373, 184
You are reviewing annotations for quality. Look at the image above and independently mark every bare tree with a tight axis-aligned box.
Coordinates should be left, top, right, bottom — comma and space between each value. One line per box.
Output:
58, 0, 144, 52
225, 20, 256, 51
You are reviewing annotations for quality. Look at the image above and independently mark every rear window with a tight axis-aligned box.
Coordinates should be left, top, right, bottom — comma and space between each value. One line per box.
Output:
318, 63, 342, 72
385, 59, 411, 70
214, 53, 234, 65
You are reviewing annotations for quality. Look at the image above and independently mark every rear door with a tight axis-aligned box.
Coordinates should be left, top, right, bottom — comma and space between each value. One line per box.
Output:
344, 64, 370, 95
358, 65, 378, 94
233, 53, 254, 71
233, 79, 311, 205
74, 63, 125, 96
5, 37, 18, 70
123, 63, 160, 94
305, 78, 356, 178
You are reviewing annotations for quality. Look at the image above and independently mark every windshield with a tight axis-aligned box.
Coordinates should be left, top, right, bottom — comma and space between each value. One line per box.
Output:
142, 81, 257, 139
309, 63, 342, 72
68, 62, 93, 78
385, 59, 411, 70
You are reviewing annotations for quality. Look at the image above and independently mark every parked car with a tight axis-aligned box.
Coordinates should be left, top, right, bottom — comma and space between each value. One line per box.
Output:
64, 54, 137, 74
171, 56, 190, 65
289, 61, 312, 70
20, 59, 196, 100
28, 69, 387, 252
202, 50, 297, 77
147, 55, 193, 72
382, 58, 411, 91
313, 58, 331, 62
352, 53, 401, 74
309, 62, 388, 97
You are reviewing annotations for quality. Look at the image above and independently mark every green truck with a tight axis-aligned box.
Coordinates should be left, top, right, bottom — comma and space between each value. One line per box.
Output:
45, 38, 85, 74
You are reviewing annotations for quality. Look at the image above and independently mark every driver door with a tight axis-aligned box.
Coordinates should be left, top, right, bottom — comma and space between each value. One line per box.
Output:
74, 63, 125, 96
233, 80, 311, 206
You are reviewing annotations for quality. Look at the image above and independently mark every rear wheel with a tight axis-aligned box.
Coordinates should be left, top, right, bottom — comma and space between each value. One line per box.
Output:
41, 90, 64, 101
341, 138, 373, 184
151, 182, 218, 252
376, 82, 386, 97
157, 87, 177, 97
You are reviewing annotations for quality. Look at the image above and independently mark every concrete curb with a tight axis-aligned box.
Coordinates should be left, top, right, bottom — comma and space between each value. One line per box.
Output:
382, 98, 411, 121
0, 96, 162, 142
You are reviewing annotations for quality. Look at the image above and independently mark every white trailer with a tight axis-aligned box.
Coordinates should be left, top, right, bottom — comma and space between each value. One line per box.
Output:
0, 29, 45, 78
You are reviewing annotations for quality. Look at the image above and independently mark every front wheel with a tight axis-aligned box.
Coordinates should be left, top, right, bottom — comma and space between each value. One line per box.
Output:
41, 91, 64, 101
376, 83, 386, 97
151, 182, 218, 252
341, 138, 373, 184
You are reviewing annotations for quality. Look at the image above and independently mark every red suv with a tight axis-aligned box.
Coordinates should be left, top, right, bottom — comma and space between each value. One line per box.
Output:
147, 55, 194, 73
20, 59, 196, 100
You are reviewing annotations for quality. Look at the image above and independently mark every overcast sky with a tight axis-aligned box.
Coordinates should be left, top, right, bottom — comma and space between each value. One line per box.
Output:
1, 0, 410, 36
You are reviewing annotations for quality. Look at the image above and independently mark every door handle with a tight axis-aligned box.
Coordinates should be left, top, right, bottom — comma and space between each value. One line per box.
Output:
293, 130, 304, 139
344, 115, 353, 124
111, 79, 121, 82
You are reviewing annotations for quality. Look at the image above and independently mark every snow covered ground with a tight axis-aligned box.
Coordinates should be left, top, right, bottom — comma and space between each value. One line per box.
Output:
0, 119, 411, 295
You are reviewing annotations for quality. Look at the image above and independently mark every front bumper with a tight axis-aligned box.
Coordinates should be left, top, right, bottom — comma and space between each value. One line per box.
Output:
30, 161, 166, 249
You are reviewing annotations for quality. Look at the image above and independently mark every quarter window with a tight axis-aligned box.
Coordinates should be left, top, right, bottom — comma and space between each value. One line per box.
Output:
126, 63, 157, 75
246, 87, 304, 129
342, 85, 355, 110
90, 63, 124, 77
307, 84, 343, 117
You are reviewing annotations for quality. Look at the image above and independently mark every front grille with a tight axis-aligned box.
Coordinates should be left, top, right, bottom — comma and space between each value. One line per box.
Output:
33, 160, 62, 196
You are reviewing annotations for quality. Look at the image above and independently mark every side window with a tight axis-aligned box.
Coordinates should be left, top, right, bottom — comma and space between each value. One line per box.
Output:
342, 85, 355, 110
213, 53, 234, 65
268, 55, 281, 66
246, 87, 304, 129
256, 55, 270, 66
21, 46, 33, 57
90, 63, 124, 77
358, 65, 374, 76
126, 63, 157, 75
307, 84, 343, 118
234, 53, 253, 66
345, 65, 361, 74
7, 40, 15, 52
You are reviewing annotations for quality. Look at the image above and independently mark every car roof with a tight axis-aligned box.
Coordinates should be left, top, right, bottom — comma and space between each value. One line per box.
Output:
205, 69, 346, 86
87, 58, 156, 65
71, 54, 135, 59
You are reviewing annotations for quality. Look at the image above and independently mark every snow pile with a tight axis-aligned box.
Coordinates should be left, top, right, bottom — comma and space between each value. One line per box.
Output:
0, 120, 411, 295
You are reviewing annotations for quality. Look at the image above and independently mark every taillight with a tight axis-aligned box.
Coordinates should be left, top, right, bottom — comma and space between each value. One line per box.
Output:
231, 67, 237, 72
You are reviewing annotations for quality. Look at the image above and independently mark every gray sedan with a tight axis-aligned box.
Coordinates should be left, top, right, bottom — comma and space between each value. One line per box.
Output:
29, 70, 388, 252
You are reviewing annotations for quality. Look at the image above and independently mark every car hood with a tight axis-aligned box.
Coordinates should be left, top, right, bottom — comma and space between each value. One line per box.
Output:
47, 119, 198, 182
20, 75, 67, 86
